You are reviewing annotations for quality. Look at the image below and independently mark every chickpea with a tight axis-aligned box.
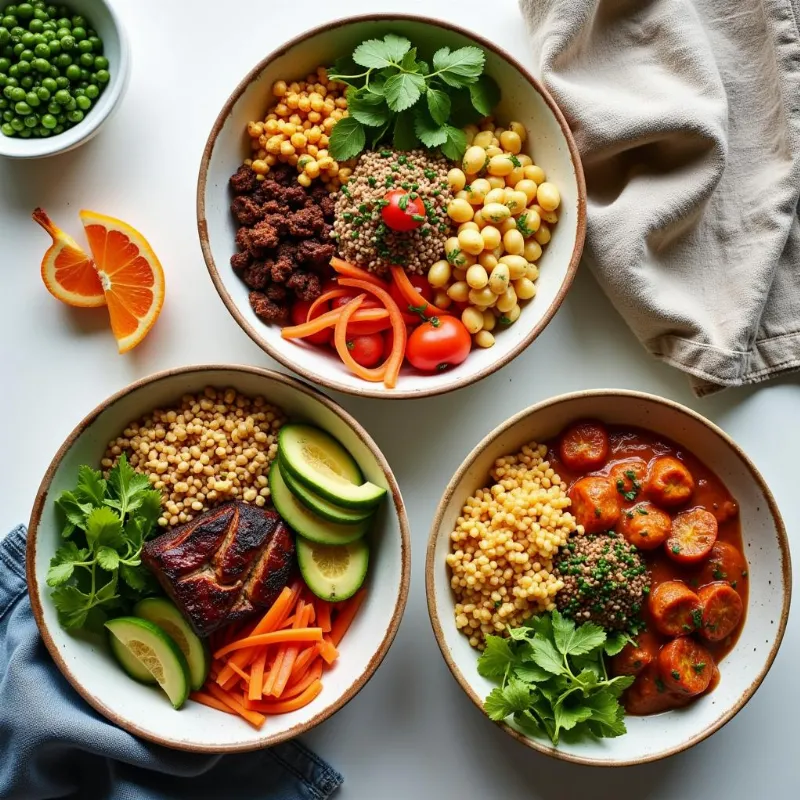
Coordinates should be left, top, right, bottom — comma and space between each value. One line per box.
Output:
509, 121, 527, 142
485, 145, 503, 158
525, 263, 540, 281
447, 281, 470, 303
473, 210, 487, 228
500, 130, 522, 154
534, 223, 551, 245
499, 254, 528, 280
461, 306, 485, 334
505, 191, 529, 215
458, 228, 485, 256
447, 198, 475, 223
307, 126, 322, 144
280, 140, 296, 157
251, 159, 269, 175
458, 221, 480, 234
272, 80, 288, 97
499, 218, 517, 235
532, 203, 559, 224
496, 286, 518, 313
525, 164, 546, 184
448, 168, 467, 191
433, 290, 452, 309
475, 330, 496, 348
514, 277, 537, 300
428, 260, 452, 288
515, 179, 538, 204
505, 166, 525, 186
469, 286, 497, 308
473, 130, 494, 149
481, 225, 502, 250
489, 263, 511, 295
536, 182, 561, 212
524, 240, 543, 262
481, 188, 504, 207
290, 132, 307, 149
304, 160, 321, 178
478, 252, 499, 271
487, 155, 514, 177
264, 119, 280, 135
466, 264, 489, 289
297, 172, 312, 187
503, 228, 525, 255
487, 175, 506, 190
265, 135, 283, 154
482, 203, 511, 224
463, 145, 488, 175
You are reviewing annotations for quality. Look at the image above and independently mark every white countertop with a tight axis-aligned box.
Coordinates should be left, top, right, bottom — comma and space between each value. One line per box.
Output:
1, 0, 797, 797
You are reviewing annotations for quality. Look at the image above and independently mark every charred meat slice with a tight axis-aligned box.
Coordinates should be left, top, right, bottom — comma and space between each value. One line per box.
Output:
142, 501, 294, 637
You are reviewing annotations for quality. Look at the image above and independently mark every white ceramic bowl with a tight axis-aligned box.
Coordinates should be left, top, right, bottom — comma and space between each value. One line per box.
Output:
426, 390, 791, 766
0, 0, 130, 159
27, 365, 410, 752
197, 14, 585, 400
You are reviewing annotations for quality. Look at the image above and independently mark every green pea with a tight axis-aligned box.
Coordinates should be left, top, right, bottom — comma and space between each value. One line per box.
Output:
6, 5, 19, 13
72, 85, 83, 95
55, 110, 63, 122
45, 36, 58, 53
63, 95, 74, 110
78, 51, 92, 67
88, 35, 100, 51
35, 125, 49, 136
77, 79, 86, 88
31, 32, 45, 45
93, 55, 107, 71
66, 107, 81, 122
24, 89, 39, 106
45, 99, 57, 113
95, 68, 108, 84
18, 48, 32, 61
2, 109, 13, 121
64, 63, 78, 80
78, 67, 88, 81
84, 82, 97, 99
46, 5, 59, 17
0, 56, 9, 71
54, 74, 66, 88
55, 16, 70, 29
77, 37, 91, 53
0, 121, 14, 135
23, 113, 37, 127
18, 126, 30, 137
28, 17, 43, 32
1, 17, 18, 30
33, 7, 48, 22
16, 4, 34, 21
54, 25, 69, 38
71, 26, 85, 41
9, 24, 24, 39
15, 58, 29, 73
2, 44, 12, 57
4, 75, 17, 87
20, 30, 35, 47
33, 57, 49, 72
53, 87, 68, 103
41, 19, 55, 31
71, 14, 86, 28
19, 74, 32, 88
47, 64, 57, 77
59, 33, 73, 50
0, 28, 9, 47
41, 74, 55, 90
0, 84, 9, 98
35, 84, 48, 100
9, 115, 23, 130
0, 97, 6, 109
75, 93, 89, 110
52, 123, 62, 133
55, 52, 69, 66
12, 41, 23, 55
14, 99, 30, 113
40, 110, 55, 127
33, 41, 48, 57
41, 28, 54, 41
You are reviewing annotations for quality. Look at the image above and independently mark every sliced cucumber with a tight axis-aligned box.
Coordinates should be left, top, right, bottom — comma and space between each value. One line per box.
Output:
109, 630, 157, 685
271, 462, 371, 545
296, 536, 369, 602
105, 617, 190, 709
133, 598, 210, 691
280, 459, 372, 524
279, 424, 386, 510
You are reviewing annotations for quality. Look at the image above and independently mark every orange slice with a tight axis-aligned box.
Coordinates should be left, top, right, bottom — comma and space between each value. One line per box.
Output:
79, 210, 166, 354
33, 208, 106, 308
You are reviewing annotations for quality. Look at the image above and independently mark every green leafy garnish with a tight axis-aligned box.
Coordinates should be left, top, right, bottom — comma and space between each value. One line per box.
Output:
47, 456, 163, 631
478, 610, 634, 745
328, 34, 496, 161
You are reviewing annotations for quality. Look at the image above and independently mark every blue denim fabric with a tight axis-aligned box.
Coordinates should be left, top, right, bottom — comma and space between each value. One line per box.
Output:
0, 525, 343, 800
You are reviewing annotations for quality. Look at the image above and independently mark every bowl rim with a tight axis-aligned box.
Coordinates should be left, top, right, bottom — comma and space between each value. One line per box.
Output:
196, 12, 587, 400
424, 388, 792, 766
0, 0, 131, 160
26, 363, 412, 753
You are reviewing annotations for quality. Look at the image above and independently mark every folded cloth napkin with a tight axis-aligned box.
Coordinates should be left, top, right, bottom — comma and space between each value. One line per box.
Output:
0, 525, 343, 800
519, 0, 800, 395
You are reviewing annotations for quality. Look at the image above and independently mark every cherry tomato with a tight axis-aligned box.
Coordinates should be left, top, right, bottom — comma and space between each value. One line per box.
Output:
406, 316, 471, 372
389, 274, 433, 310
290, 300, 331, 346
381, 189, 426, 232
346, 333, 385, 368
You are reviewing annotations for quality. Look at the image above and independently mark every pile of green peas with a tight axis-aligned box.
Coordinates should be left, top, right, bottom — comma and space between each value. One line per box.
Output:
0, 1, 109, 138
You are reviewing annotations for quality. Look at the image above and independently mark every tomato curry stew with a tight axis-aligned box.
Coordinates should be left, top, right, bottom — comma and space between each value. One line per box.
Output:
548, 421, 749, 716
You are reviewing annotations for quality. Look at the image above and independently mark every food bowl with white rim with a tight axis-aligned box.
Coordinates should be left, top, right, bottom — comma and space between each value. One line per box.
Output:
26, 364, 410, 752
425, 389, 791, 766
0, 0, 130, 159
197, 13, 585, 400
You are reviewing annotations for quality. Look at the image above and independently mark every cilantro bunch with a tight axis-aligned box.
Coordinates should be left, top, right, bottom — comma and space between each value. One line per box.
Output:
478, 610, 636, 745
47, 455, 163, 632
327, 34, 500, 162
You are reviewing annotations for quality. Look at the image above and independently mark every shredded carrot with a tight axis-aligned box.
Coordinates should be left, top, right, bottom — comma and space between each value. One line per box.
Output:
245, 680, 323, 714
264, 598, 306, 695
215, 628, 323, 659
389, 264, 451, 317
271, 604, 313, 697
330, 256, 387, 288
346, 317, 394, 335
249, 650, 267, 700
279, 613, 296, 629
281, 306, 390, 340
289, 643, 321, 683
335, 295, 389, 383
190, 691, 236, 714
316, 601, 332, 633
331, 588, 367, 647
206, 683, 266, 729
307, 288, 351, 320
227, 661, 251, 686
282, 660, 323, 700
319, 636, 339, 665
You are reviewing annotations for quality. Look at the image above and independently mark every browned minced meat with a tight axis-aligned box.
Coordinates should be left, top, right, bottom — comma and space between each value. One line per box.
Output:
228, 164, 336, 321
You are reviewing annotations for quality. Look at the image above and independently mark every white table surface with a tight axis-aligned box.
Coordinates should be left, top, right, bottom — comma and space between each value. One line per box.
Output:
1, 0, 797, 797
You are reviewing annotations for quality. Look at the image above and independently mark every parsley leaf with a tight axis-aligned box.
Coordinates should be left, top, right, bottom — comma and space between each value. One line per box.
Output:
529, 637, 566, 675
347, 90, 392, 127
426, 87, 451, 126
468, 74, 501, 116
413, 108, 448, 147
432, 45, 485, 87
603, 631, 637, 656
74, 466, 107, 507
384, 72, 426, 112
552, 609, 606, 656
106, 455, 151, 519
328, 116, 367, 161
477, 635, 517, 679
439, 125, 468, 161
484, 679, 531, 721
352, 35, 411, 68
85, 506, 124, 551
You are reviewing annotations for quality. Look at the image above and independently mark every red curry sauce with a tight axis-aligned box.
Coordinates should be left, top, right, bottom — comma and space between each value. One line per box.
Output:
547, 424, 749, 716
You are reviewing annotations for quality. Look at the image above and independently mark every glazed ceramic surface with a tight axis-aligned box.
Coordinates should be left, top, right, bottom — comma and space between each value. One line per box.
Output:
426, 390, 791, 766
27, 365, 410, 752
197, 14, 585, 399
0, 0, 130, 159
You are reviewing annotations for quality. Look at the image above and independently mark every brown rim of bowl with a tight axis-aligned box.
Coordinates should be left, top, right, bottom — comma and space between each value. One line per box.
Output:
26, 363, 411, 754
196, 13, 587, 401
425, 388, 792, 767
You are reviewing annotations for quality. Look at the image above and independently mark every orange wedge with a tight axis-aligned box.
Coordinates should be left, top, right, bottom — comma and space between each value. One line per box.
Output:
79, 210, 166, 354
33, 208, 106, 308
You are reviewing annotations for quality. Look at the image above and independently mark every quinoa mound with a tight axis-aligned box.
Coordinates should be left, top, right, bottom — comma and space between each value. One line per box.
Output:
554, 532, 650, 632
332, 149, 453, 275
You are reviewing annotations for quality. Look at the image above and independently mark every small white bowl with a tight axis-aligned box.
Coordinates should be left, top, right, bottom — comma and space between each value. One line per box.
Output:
197, 14, 585, 400
426, 390, 791, 766
0, 0, 130, 159
27, 365, 410, 752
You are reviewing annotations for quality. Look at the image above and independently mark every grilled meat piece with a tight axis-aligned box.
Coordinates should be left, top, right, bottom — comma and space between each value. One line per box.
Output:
142, 501, 294, 637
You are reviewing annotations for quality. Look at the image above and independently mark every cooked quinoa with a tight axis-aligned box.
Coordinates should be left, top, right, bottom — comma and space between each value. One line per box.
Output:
446, 442, 578, 649
554, 532, 650, 632
332, 149, 453, 275
102, 387, 287, 528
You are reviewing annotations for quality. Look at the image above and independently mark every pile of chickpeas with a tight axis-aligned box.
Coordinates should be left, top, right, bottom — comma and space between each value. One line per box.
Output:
243, 66, 351, 190
446, 441, 576, 649
426, 119, 561, 349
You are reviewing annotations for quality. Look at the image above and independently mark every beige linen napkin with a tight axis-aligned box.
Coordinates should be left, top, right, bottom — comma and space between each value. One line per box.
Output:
520, 0, 800, 395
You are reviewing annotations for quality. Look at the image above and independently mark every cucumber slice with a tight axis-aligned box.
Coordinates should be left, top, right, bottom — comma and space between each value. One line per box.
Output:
271, 462, 371, 545
108, 630, 157, 685
280, 459, 372, 524
296, 536, 369, 602
133, 598, 210, 691
279, 424, 386, 510
105, 617, 190, 709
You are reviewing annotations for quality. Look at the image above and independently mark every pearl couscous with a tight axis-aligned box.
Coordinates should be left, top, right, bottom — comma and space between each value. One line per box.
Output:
446, 441, 579, 649
102, 387, 286, 528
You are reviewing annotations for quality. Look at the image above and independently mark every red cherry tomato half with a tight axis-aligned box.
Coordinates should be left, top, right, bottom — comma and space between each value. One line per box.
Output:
381, 189, 426, 232
406, 315, 472, 372
290, 300, 331, 346
346, 333, 385, 368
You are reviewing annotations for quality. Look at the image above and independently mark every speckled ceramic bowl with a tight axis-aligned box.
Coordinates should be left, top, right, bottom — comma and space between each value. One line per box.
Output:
27, 365, 410, 752
426, 390, 791, 765
197, 13, 585, 399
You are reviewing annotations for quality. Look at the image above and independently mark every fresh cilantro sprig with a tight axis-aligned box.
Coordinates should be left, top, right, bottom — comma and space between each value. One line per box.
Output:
47, 456, 163, 632
327, 34, 499, 161
478, 610, 636, 745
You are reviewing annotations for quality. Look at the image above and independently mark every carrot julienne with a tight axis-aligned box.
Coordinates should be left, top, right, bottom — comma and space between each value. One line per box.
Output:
335, 295, 388, 383
316, 601, 332, 634
249, 650, 268, 701
319, 636, 339, 665
190, 691, 236, 715
389, 265, 451, 317
331, 588, 367, 647
330, 256, 386, 288
214, 628, 323, 659
244, 680, 323, 714
281, 306, 389, 339
281, 660, 323, 700
206, 683, 266, 729
307, 288, 351, 320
